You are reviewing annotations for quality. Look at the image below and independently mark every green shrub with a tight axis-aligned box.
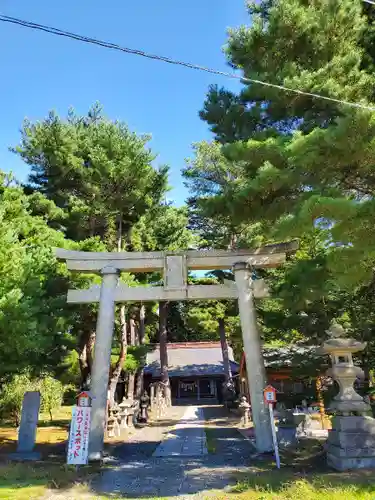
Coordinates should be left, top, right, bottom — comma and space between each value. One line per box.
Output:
0, 374, 65, 425
0, 374, 37, 426
38, 376, 64, 421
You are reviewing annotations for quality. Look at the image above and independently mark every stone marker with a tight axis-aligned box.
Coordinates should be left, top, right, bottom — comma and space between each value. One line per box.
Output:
9, 391, 41, 461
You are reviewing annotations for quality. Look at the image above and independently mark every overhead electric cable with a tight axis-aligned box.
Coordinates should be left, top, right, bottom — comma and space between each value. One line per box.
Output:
1, 13, 375, 111
363, 0, 375, 5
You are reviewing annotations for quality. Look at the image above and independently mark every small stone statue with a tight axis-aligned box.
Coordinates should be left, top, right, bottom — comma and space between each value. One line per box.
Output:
238, 396, 251, 427
139, 391, 150, 423
222, 379, 236, 408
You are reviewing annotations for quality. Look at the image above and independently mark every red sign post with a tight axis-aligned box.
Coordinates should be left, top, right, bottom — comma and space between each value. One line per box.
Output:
77, 391, 91, 408
264, 385, 277, 404
263, 385, 280, 468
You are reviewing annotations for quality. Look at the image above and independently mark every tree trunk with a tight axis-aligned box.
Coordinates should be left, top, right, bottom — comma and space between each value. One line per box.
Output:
135, 304, 146, 399
139, 304, 145, 344
117, 215, 123, 252
108, 305, 128, 408
228, 232, 237, 251
362, 352, 370, 392
78, 327, 96, 389
316, 375, 326, 429
218, 318, 232, 381
127, 373, 135, 401
159, 301, 171, 405
126, 317, 137, 401
107, 215, 128, 407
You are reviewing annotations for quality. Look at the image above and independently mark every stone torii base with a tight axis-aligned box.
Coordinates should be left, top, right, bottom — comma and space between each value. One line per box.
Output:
56, 242, 297, 460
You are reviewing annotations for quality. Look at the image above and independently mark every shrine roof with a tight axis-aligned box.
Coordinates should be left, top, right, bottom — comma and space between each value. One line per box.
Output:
240, 345, 320, 371
144, 342, 239, 378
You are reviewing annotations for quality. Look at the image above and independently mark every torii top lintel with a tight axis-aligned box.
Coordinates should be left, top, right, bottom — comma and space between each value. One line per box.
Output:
55, 241, 298, 273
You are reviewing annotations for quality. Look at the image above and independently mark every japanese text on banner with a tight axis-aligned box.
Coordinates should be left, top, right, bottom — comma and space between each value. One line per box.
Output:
67, 406, 91, 465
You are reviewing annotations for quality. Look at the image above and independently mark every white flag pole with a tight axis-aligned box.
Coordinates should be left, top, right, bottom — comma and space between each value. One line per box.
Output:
269, 402, 280, 469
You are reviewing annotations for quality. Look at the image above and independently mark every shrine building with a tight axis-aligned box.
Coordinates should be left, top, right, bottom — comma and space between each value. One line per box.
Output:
144, 342, 240, 402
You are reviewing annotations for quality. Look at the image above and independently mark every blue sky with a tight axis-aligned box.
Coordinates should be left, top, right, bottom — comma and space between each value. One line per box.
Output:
1, 1, 248, 205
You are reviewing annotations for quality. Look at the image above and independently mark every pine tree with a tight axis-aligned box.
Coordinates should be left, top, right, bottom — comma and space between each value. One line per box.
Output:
14, 103, 169, 245
198, 0, 375, 287
13, 105, 170, 390
0, 173, 72, 382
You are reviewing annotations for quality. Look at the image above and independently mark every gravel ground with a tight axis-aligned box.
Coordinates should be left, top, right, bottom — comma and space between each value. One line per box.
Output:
92, 404, 256, 498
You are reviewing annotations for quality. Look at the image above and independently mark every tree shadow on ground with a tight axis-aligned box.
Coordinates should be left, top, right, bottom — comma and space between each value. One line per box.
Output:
37, 419, 70, 428
0, 437, 67, 460
89, 450, 375, 498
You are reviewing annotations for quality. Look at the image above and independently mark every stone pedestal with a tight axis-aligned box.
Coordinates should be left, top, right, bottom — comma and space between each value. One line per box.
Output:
327, 416, 375, 470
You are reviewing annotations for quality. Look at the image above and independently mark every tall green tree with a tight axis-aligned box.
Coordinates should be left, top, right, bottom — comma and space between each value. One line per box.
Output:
130, 203, 196, 252
0, 173, 73, 382
183, 141, 266, 250
131, 203, 196, 405
13, 104, 170, 391
197, 0, 375, 287
181, 1, 375, 372
15, 104, 168, 246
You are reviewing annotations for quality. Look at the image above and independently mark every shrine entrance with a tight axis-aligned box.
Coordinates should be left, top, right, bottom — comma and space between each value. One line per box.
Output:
57, 242, 297, 460
176, 378, 217, 401
178, 380, 199, 399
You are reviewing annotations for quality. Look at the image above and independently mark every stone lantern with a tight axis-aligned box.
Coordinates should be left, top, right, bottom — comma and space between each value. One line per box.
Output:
321, 322, 375, 470
322, 323, 369, 415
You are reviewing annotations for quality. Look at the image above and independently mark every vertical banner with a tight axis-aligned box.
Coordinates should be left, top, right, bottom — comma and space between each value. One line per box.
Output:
263, 385, 280, 469
67, 406, 91, 465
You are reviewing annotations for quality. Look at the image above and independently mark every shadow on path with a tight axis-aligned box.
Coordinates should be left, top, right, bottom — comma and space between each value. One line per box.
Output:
92, 405, 256, 498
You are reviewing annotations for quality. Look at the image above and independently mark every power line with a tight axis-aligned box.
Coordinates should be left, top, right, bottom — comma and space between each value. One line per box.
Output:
363, 0, 375, 5
1, 14, 375, 112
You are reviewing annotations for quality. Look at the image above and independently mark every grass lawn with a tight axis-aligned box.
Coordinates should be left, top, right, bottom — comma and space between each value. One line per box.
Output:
0, 462, 100, 500
228, 468, 375, 499
209, 438, 375, 500
229, 440, 375, 499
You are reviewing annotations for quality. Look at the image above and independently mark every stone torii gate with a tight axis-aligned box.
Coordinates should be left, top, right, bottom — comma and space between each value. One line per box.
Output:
56, 242, 296, 460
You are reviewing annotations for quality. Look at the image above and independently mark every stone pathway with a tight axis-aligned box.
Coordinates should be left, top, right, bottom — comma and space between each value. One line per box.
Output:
153, 406, 207, 457
94, 405, 256, 499
110, 404, 187, 460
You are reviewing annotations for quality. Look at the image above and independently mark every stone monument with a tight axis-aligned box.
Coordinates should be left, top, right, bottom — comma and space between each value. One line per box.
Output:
321, 323, 375, 470
9, 391, 41, 461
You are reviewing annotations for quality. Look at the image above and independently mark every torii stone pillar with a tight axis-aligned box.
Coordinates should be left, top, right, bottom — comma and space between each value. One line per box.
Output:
233, 262, 273, 452
56, 241, 297, 459
89, 266, 119, 461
